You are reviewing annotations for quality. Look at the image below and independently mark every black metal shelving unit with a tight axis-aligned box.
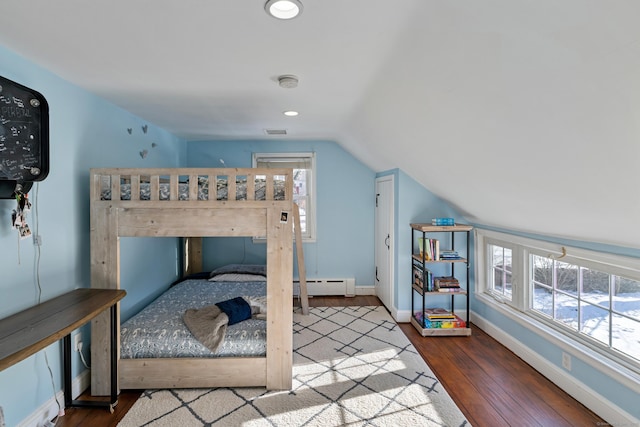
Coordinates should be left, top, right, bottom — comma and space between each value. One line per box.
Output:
410, 223, 472, 336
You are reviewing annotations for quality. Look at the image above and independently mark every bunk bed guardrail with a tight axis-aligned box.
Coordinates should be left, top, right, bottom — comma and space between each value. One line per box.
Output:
91, 167, 293, 204
89, 167, 295, 395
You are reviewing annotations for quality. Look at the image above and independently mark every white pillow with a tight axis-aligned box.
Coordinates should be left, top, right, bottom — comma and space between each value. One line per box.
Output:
208, 273, 267, 282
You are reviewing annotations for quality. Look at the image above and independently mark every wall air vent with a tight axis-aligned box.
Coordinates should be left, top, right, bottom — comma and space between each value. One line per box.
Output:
265, 129, 287, 135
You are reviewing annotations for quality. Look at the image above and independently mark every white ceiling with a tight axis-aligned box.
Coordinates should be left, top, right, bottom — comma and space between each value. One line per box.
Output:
1, 0, 640, 249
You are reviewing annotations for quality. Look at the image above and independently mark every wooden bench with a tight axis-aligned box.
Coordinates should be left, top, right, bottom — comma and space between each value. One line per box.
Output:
0, 288, 126, 411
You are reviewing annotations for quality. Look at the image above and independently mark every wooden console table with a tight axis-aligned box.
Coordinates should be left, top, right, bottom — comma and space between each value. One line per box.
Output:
0, 288, 126, 411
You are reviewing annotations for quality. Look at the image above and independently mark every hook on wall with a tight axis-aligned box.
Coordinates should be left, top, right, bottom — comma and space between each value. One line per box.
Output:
548, 246, 567, 260
0, 181, 33, 199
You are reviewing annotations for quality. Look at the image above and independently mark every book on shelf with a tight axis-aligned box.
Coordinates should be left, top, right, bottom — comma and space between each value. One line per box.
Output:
431, 217, 455, 226
414, 308, 466, 328
434, 276, 459, 289
439, 250, 462, 260
438, 287, 462, 292
434, 276, 464, 292
423, 314, 466, 329
413, 264, 434, 291
418, 238, 439, 261
423, 307, 456, 319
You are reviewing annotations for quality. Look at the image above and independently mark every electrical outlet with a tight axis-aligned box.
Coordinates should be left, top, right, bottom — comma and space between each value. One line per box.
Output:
74, 333, 82, 352
562, 352, 572, 371
33, 234, 42, 246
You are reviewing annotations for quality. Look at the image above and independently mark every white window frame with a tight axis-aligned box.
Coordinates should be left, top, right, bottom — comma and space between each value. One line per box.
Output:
479, 236, 520, 306
476, 228, 640, 382
252, 152, 316, 242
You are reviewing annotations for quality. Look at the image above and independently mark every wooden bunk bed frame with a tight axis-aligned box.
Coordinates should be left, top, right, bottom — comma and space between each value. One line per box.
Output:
89, 167, 294, 396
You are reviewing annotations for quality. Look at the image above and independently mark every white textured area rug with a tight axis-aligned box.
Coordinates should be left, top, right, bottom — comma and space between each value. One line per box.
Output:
118, 306, 471, 427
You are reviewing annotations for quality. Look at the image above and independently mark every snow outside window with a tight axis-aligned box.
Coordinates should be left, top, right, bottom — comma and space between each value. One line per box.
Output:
476, 229, 640, 373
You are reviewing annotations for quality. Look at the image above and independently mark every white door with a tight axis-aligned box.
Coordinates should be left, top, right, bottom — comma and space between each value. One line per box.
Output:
375, 175, 394, 312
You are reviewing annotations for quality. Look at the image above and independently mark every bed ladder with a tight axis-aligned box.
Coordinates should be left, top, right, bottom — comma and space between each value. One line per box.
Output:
293, 203, 309, 315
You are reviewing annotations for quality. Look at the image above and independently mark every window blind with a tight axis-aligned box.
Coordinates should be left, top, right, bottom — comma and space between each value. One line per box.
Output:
255, 157, 312, 169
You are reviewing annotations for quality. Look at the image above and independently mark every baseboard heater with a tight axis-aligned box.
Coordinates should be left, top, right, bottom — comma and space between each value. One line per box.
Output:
293, 278, 356, 297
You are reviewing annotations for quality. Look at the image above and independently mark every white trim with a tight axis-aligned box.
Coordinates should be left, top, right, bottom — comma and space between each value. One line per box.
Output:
18, 370, 90, 427
395, 309, 412, 323
252, 152, 316, 241
476, 228, 640, 280
375, 174, 395, 316
475, 227, 640, 373
472, 309, 639, 427
355, 285, 375, 296
474, 293, 640, 391
475, 230, 521, 307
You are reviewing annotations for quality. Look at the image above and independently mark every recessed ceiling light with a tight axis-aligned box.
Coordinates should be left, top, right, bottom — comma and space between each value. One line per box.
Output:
265, 0, 303, 20
283, 110, 299, 117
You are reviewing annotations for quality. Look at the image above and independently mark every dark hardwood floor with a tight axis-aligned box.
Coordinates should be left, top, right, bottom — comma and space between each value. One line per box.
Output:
56, 295, 604, 427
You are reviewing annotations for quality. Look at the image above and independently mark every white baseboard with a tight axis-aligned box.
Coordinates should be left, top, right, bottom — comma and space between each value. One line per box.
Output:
18, 369, 90, 427
395, 309, 411, 323
471, 311, 639, 427
355, 286, 375, 296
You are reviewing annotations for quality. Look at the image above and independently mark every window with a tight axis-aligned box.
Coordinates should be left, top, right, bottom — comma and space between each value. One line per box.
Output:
489, 244, 513, 301
530, 254, 640, 362
252, 152, 315, 241
477, 229, 640, 373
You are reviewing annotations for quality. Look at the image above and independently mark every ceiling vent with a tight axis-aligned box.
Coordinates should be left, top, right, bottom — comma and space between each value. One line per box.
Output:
265, 129, 288, 135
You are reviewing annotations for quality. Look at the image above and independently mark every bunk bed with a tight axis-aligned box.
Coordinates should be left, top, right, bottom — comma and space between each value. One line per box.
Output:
89, 168, 294, 396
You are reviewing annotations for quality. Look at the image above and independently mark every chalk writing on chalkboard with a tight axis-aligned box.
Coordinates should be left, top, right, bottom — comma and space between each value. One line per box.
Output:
0, 76, 49, 187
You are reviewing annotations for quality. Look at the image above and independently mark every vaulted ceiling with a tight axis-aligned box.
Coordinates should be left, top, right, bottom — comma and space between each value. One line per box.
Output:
1, 1, 639, 248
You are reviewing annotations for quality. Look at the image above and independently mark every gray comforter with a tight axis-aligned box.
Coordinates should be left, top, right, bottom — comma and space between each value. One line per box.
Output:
120, 279, 266, 358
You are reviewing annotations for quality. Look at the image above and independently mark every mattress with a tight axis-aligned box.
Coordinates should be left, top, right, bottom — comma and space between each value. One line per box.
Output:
120, 278, 267, 359
100, 177, 285, 201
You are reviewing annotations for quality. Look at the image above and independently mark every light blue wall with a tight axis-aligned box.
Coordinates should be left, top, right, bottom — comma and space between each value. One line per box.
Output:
0, 45, 185, 426
378, 169, 466, 313
1, 37, 633, 426
470, 224, 640, 421
386, 169, 639, 419
186, 140, 376, 284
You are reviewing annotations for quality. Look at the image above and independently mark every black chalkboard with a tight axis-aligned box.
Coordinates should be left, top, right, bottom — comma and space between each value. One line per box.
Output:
0, 76, 49, 198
